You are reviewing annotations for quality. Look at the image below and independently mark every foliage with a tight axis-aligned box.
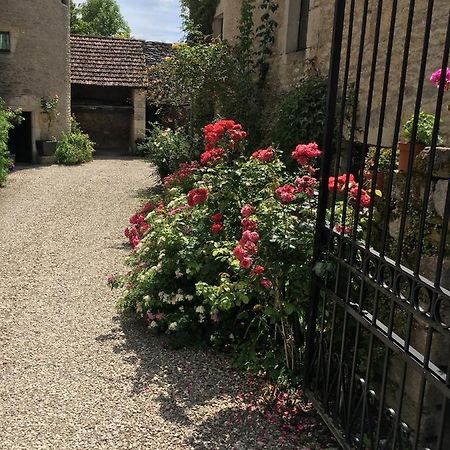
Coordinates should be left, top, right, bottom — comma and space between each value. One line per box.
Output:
112, 119, 325, 381
149, 40, 260, 145
138, 125, 201, 178
0, 99, 21, 186
40, 95, 60, 139
181, 0, 220, 36
55, 118, 94, 165
365, 146, 392, 172
255, 0, 279, 81
70, 0, 131, 38
403, 111, 441, 146
269, 77, 327, 159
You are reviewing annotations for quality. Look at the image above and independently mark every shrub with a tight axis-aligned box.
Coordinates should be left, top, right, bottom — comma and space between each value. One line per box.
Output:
269, 77, 327, 158
138, 125, 200, 178
55, 118, 94, 165
403, 111, 442, 146
0, 99, 21, 186
112, 119, 325, 381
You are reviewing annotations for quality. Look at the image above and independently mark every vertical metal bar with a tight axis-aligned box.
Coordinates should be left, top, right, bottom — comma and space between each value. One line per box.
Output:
436, 355, 450, 450
365, 0, 399, 249
336, 0, 370, 240
414, 11, 450, 276
329, 0, 356, 233
395, 0, 435, 265
374, 347, 391, 447
380, 0, 417, 256
306, 0, 346, 385
349, 0, 384, 242
412, 327, 433, 449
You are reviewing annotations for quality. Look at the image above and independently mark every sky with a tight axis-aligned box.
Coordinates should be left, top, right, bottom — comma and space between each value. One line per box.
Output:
116, 0, 183, 42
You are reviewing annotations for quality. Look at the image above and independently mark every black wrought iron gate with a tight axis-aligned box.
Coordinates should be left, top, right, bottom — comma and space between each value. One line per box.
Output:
306, 0, 450, 448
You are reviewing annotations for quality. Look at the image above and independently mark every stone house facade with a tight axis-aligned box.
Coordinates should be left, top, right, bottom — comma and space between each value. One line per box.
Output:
213, 0, 450, 147
0, 0, 71, 163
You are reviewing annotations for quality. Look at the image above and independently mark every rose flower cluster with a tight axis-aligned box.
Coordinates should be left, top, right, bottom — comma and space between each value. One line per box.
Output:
124, 201, 153, 248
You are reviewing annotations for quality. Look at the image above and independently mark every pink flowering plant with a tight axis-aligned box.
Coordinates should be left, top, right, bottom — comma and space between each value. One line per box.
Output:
114, 119, 322, 379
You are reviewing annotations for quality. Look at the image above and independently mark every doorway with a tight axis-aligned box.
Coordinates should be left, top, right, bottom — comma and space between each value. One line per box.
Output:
8, 112, 32, 164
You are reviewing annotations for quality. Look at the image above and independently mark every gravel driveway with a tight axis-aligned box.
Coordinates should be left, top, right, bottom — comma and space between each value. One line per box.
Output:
0, 158, 308, 450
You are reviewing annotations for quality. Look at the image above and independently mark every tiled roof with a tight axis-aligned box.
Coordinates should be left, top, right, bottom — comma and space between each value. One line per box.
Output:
143, 41, 172, 67
70, 35, 148, 88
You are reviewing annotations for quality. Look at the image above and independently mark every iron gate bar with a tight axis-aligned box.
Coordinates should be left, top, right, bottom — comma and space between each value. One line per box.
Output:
306, 0, 346, 385
396, 0, 434, 267
379, 0, 417, 257
365, 0, 399, 250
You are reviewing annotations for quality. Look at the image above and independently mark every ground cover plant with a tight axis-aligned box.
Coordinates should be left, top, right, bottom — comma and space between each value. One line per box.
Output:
55, 118, 94, 165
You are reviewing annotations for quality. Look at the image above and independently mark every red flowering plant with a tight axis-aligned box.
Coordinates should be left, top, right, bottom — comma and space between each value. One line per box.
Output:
114, 119, 322, 381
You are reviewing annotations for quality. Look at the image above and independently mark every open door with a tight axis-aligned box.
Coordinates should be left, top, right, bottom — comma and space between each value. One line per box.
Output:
8, 112, 32, 164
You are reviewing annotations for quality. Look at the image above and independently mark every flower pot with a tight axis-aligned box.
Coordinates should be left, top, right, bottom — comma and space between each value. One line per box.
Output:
398, 142, 425, 172
36, 140, 57, 157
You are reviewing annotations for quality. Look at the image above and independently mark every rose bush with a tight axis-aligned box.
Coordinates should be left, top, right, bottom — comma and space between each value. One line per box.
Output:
114, 119, 322, 380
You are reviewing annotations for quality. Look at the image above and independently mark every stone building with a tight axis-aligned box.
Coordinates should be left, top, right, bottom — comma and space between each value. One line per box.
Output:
0, 0, 71, 163
70, 36, 171, 153
213, 0, 450, 146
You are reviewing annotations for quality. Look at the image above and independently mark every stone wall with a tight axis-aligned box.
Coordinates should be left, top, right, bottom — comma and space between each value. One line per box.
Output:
387, 147, 450, 448
213, 0, 450, 147
0, 0, 71, 163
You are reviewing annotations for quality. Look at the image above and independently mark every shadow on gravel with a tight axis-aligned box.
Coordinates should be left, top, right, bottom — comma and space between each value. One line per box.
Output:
95, 314, 286, 448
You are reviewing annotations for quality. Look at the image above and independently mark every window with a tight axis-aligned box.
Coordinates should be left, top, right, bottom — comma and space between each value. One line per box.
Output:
0, 32, 11, 52
297, 0, 310, 51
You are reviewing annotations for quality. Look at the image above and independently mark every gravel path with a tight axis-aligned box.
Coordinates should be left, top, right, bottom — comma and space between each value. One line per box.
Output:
0, 158, 311, 450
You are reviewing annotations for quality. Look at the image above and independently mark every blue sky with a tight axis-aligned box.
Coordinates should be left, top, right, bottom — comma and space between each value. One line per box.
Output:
116, 0, 183, 42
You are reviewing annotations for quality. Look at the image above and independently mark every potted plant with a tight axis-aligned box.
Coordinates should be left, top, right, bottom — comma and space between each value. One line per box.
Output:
398, 111, 441, 172
36, 95, 60, 156
365, 146, 392, 190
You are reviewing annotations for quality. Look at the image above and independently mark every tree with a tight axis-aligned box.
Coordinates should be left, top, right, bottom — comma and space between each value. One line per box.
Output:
181, 0, 219, 36
70, 0, 131, 38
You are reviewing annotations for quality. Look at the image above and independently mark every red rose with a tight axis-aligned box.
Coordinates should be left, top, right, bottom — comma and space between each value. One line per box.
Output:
260, 278, 273, 289
251, 147, 274, 162
275, 184, 296, 203
211, 213, 223, 223
241, 204, 255, 218
233, 245, 248, 261
240, 257, 253, 269
243, 241, 258, 255
187, 188, 208, 206
251, 265, 265, 276
211, 223, 223, 234
292, 142, 321, 165
241, 218, 256, 231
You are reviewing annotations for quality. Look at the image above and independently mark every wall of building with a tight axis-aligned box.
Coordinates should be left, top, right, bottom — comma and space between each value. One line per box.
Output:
0, 0, 71, 162
213, 0, 450, 147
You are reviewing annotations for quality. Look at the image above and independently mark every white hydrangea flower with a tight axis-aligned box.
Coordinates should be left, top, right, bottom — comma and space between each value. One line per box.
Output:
168, 322, 178, 331
158, 291, 165, 299
174, 293, 184, 302
149, 321, 158, 328
199, 314, 205, 323
195, 305, 205, 314
175, 270, 183, 278
229, 333, 235, 340
185, 295, 194, 301
143, 295, 150, 302
179, 306, 185, 312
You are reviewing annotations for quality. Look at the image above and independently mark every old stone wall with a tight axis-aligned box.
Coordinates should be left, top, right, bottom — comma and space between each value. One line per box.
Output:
0, 0, 71, 162
214, 0, 450, 147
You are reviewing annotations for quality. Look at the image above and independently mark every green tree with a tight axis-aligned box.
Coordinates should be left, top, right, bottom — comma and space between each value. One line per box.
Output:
70, 0, 131, 38
181, 0, 219, 36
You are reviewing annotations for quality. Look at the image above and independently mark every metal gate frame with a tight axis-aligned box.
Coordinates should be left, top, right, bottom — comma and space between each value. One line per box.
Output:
306, 1, 450, 448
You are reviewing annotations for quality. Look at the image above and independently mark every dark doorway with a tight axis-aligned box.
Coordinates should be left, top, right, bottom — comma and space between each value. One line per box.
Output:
8, 112, 32, 164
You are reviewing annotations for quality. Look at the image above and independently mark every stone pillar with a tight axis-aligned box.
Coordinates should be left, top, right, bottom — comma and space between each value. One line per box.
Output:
131, 89, 146, 152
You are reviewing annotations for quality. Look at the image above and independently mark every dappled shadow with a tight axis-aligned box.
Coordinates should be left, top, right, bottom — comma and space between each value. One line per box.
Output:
95, 314, 335, 449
